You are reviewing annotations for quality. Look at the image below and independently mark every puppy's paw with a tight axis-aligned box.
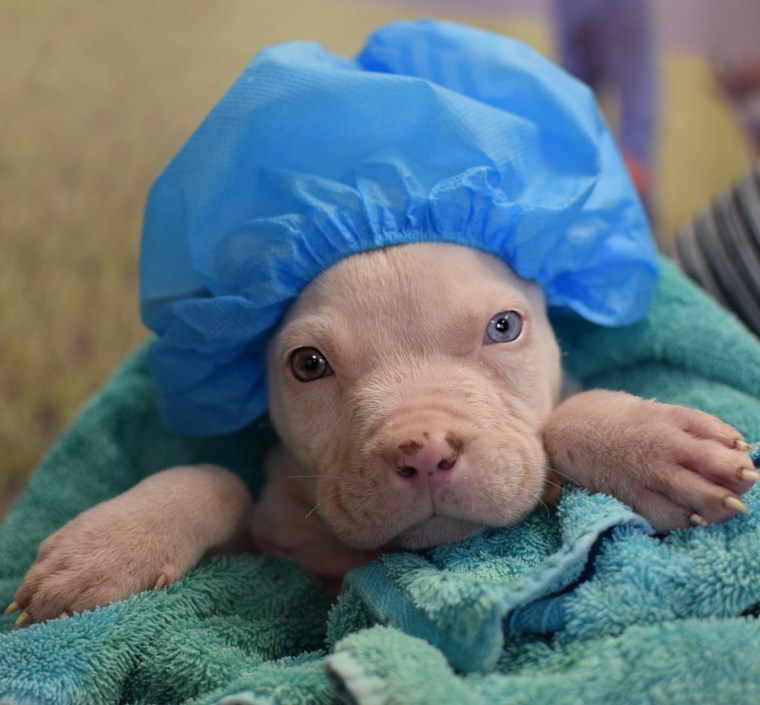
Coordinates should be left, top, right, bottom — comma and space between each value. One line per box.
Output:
618, 402, 757, 531
546, 391, 758, 532
6, 498, 196, 626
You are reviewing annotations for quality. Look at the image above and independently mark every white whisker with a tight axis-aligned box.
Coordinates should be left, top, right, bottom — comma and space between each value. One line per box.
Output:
536, 498, 551, 518
305, 491, 340, 519
286, 474, 338, 479
543, 464, 575, 483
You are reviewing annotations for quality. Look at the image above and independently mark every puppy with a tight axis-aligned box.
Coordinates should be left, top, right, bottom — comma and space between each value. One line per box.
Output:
8, 243, 756, 625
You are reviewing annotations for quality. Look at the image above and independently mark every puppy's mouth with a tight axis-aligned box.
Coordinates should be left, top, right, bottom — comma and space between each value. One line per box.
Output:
387, 515, 487, 550
322, 462, 545, 552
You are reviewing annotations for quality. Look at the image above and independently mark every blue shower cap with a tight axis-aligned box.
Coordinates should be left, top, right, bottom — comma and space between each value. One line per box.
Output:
140, 18, 657, 437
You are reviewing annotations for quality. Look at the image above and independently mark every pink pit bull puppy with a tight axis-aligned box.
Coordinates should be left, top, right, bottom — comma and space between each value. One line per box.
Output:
8, 243, 757, 624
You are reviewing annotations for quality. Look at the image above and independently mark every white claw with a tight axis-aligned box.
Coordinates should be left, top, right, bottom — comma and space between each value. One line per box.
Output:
689, 513, 709, 528
14, 611, 31, 628
724, 496, 751, 515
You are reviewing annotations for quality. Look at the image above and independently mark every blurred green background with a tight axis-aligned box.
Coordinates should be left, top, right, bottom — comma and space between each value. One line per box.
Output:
0, 0, 754, 519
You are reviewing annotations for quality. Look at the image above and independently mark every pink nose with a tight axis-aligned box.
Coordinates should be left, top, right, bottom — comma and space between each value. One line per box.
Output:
388, 432, 462, 484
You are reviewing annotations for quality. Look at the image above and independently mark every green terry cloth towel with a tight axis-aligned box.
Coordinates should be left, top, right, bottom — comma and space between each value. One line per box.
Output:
2, 256, 760, 705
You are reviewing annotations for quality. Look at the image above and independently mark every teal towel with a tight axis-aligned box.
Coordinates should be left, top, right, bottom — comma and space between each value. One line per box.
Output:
2, 256, 760, 705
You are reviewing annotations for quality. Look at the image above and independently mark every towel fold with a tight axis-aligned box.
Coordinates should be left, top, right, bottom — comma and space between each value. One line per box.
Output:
2, 257, 760, 705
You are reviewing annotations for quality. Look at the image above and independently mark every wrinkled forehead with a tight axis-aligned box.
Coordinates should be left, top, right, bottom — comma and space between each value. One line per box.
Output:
275, 243, 546, 347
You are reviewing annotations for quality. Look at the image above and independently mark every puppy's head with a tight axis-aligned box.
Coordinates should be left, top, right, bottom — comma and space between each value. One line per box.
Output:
267, 243, 561, 550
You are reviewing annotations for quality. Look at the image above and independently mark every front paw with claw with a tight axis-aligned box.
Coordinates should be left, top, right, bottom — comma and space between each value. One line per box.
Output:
5, 496, 199, 626
5, 465, 252, 625
545, 390, 758, 532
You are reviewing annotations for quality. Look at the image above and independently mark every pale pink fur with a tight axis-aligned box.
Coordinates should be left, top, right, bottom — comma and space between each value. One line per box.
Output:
12, 244, 755, 622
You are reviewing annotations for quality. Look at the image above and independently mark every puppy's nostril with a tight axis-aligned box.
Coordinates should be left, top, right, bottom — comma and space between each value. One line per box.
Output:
390, 432, 463, 479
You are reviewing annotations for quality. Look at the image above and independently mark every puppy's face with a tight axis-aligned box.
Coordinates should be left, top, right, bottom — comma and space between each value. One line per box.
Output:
267, 243, 561, 550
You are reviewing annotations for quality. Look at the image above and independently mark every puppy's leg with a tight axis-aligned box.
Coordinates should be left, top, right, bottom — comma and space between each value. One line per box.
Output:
9, 465, 251, 625
543, 389, 757, 532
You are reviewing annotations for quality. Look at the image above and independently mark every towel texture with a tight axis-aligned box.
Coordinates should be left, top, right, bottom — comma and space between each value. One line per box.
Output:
2, 256, 760, 704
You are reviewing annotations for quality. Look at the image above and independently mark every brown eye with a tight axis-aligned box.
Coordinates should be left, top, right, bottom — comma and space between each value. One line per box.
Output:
289, 347, 332, 382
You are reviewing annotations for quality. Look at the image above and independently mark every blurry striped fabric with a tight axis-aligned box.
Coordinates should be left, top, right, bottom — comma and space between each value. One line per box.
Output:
667, 162, 760, 338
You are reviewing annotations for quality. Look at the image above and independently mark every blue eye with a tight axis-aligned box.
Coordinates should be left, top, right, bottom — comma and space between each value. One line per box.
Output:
485, 311, 523, 343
